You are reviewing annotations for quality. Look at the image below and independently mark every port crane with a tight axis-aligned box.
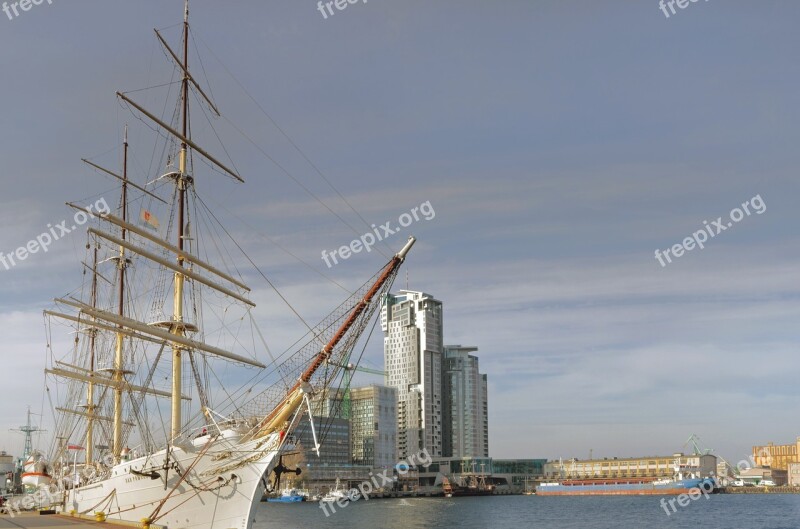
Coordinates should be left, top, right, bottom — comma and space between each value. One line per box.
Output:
683, 433, 739, 482
340, 363, 385, 419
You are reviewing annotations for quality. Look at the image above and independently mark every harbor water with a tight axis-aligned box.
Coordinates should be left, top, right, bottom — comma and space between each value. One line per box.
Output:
255, 494, 800, 529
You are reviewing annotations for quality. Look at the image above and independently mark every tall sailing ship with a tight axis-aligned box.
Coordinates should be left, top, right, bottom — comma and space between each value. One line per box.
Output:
41, 3, 414, 528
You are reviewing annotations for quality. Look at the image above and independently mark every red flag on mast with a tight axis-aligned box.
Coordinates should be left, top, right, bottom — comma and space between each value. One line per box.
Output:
140, 209, 160, 230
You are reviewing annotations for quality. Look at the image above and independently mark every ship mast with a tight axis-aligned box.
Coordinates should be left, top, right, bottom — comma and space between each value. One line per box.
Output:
85, 242, 98, 465
112, 126, 129, 460
171, 0, 190, 440
53, 0, 259, 449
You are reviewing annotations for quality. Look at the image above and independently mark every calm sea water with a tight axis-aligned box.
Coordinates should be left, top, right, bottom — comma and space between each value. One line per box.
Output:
254, 494, 800, 529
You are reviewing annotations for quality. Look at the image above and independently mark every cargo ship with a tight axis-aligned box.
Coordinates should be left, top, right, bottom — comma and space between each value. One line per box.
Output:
536, 476, 717, 496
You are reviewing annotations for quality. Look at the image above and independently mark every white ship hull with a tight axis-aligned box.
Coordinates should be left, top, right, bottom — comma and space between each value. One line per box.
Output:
64, 431, 282, 529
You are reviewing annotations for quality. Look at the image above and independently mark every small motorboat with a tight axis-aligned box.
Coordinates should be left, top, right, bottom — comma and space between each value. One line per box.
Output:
265, 488, 306, 503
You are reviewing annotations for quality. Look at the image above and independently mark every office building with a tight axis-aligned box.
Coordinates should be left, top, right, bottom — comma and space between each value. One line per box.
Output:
350, 384, 398, 468
294, 416, 350, 467
309, 387, 346, 419
442, 345, 488, 458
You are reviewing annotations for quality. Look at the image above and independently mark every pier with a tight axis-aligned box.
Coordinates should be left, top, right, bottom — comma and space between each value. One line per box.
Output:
0, 513, 158, 529
1, 513, 94, 529
719, 486, 800, 494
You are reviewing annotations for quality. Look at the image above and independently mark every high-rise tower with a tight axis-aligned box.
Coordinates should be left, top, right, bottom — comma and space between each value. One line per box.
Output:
442, 345, 488, 458
382, 290, 443, 459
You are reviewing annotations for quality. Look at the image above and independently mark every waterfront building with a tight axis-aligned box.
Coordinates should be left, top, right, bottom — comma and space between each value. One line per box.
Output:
350, 384, 398, 468
442, 345, 489, 458
543, 453, 717, 480
788, 462, 800, 486
0, 451, 14, 494
737, 466, 788, 486
293, 415, 351, 467
295, 386, 400, 491
418, 457, 546, 490
752, 437, 800, 470
382, 290, 444, 460
309, 387, 346, 419
716, 459, 736, 481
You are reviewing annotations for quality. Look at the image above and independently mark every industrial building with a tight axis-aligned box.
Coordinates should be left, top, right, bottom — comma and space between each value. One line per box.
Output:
788, 462, 800, 486
751, 437, 800, 471
543, 453, 717, 480
0, 451, 15, 494
716, 459, 736, 480
737, 466, 788, 486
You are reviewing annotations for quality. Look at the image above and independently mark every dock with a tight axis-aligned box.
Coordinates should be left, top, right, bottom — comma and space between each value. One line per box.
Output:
718, 486, 800, 494
0, 513, 149, 529
1, 513, 86, 529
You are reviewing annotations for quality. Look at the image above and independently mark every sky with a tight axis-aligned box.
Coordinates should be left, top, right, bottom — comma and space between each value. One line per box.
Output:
1, 1, 799, 467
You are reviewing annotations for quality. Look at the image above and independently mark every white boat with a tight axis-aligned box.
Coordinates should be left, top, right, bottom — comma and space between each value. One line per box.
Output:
264, 488, 306, 503
14, 408, 51, 489
320, 478, 357, 503
21, 452, 51, 488
39, 3, 417, 528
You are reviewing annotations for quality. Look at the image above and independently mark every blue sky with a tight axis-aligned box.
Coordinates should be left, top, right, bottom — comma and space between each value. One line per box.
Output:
1, 1, 799, 465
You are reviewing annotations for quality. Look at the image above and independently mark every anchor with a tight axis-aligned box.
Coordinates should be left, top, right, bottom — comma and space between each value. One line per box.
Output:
130, 468, 162, 480
267, 455, 301, 492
